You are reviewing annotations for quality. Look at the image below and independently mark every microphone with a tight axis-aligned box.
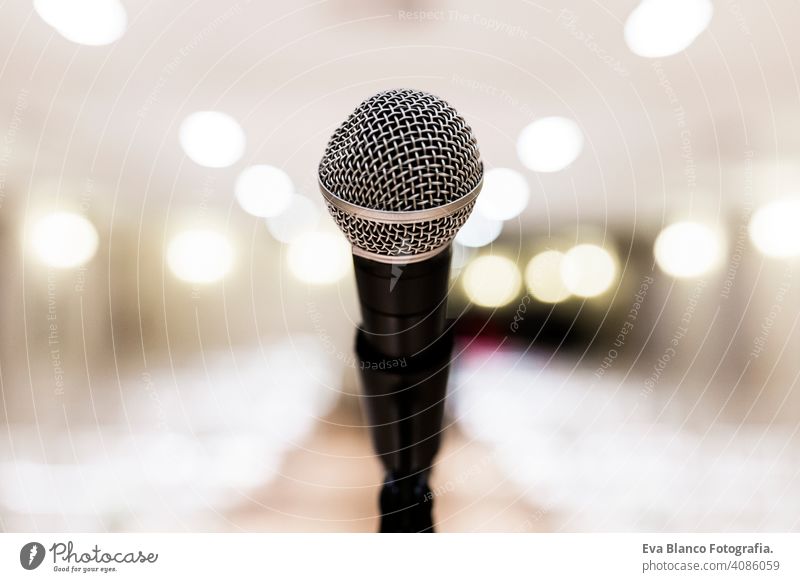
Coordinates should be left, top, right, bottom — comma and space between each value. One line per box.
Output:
319, 88, 483, 356
318, 89, 484, 531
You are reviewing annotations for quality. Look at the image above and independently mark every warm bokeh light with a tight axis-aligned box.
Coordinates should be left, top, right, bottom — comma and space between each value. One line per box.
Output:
462, 255, 522, 308
561, 244, 617, 298
179, 111, 246, 168
34, 0, 127, 46
455, 212, 503, 248
287, 231, 351, 285
266, 194, 321, 243
655, 221, 723, 278
624, 0, 714, 58
235, 165, 294, 218
30, 212, 99, 269
517, 116, 584, 173
167, 229, 234, 284
749, 197, 800, 258
475, 168, 530, 221
525, 250, 571, 303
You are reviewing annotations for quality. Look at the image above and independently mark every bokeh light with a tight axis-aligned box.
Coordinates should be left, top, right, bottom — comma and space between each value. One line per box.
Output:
235, 165, 294, 218
167, 229, 234, 284
475, 168, 530, 221
463, 255, 522, 308
561, 244, 617, 298
624, 0, 714, 58
455, 212, 503, 248
654, 221, 724, 278
749, 197, 800, 258
179, 111, 246, 168
517, 117, 584, 173
287, 231, 351, 285
30, 212, 99, 269
266, 194, 321, 243
451, 242, 476, 273
34, 0, 127, 46
525, 250, 571, 303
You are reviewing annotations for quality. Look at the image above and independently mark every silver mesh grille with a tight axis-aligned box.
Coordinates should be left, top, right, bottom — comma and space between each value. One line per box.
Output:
318, 89, 483, 262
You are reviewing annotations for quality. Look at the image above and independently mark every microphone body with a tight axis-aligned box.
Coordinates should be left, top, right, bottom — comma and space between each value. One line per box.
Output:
353, 245, 452, 359
353, 249, 453, 531
318, 89, 483, 532
356, 324, 453, 532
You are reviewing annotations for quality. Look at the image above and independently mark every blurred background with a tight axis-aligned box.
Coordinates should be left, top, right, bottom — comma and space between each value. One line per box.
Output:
1, 0, 799, 532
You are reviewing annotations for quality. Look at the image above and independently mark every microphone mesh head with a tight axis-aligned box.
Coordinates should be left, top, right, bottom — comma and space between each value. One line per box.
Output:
319, 89, 483, 261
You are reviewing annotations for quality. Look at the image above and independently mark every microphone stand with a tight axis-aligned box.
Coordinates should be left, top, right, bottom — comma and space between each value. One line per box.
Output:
352, 246, 454, 533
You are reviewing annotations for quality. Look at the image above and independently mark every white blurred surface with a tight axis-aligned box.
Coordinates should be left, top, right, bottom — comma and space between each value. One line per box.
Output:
451, 347, 800, 531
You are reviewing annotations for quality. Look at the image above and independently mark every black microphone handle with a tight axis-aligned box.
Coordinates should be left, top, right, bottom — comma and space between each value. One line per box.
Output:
355, 326, 454, 533
352, 244, 455, 532
352, 245, 452, 359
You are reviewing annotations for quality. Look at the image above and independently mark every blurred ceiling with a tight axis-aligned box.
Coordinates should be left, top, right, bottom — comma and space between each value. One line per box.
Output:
1, 0, 799, 231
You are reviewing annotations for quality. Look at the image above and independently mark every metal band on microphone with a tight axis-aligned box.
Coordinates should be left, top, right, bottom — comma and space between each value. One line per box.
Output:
319, 178, 482, 264
318, 178, 482, 224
